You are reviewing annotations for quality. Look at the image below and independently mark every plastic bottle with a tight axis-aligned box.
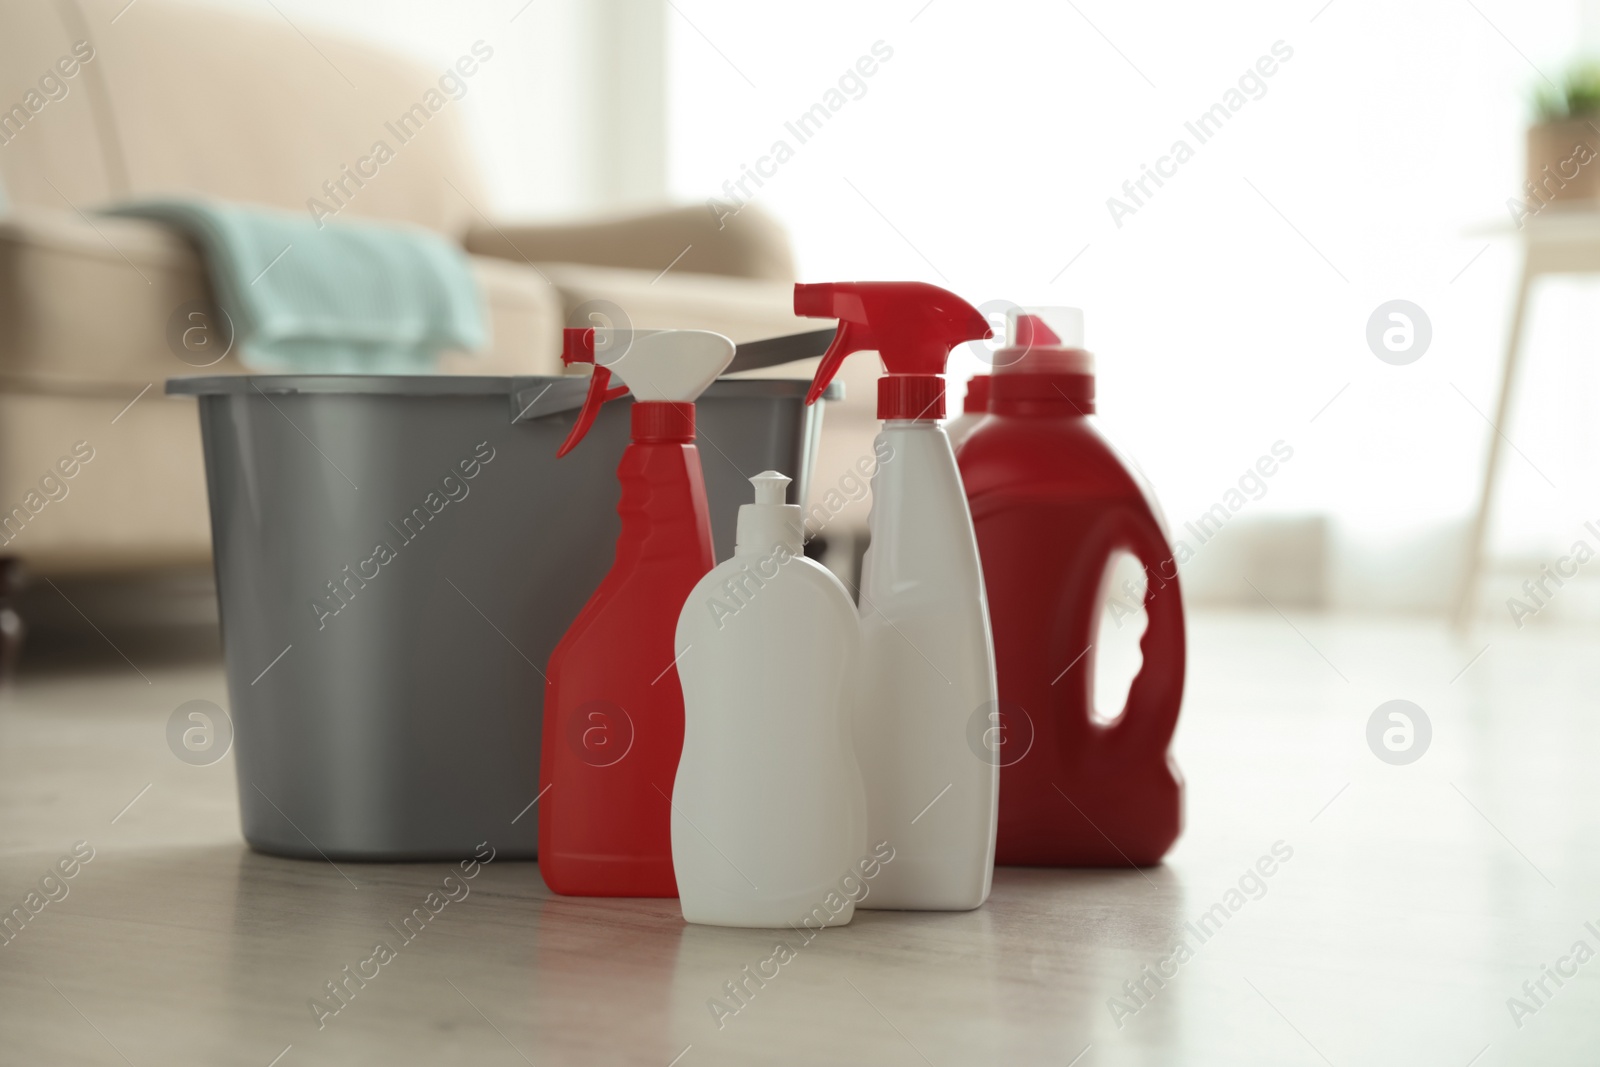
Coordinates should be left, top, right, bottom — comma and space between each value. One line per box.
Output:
796, 280, 998, 911
956, 308, 1186, 867
539, 325, 734, 897
671, 470, 866, 927
945, 374, 990, 451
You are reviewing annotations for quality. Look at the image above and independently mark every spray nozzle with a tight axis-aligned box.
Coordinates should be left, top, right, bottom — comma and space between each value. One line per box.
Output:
563, 326, 597, 367
555, 327, 737, 457
794, 281, 990, 420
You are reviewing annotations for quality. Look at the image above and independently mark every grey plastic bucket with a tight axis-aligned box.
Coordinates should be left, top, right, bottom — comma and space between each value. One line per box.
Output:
166, 374, 839, 861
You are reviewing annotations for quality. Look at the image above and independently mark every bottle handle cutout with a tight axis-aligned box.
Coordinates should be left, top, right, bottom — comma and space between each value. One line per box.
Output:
1066, 509, 1186, 758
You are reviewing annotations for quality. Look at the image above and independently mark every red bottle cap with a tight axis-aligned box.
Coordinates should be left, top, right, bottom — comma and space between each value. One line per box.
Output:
987, 309, 1095, 412
631, 401, 695, 442
991, 308, 1093, 377
794, 281, 991, 420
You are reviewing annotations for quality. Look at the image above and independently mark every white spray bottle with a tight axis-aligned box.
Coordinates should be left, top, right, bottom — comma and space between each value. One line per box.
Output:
796, 281, 998, 911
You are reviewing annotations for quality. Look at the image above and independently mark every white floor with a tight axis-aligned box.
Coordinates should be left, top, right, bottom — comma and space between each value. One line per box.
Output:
1, 610, 1596, 1066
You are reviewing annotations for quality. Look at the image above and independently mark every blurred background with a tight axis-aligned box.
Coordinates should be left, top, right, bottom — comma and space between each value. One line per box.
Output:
5, 0, 1600, 671
6, 7, 1600, 1061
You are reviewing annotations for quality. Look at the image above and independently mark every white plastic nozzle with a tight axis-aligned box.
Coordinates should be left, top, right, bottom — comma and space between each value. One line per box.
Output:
751, 470, 790, 505
601, 328, 736, 403
736, 469, 802, 554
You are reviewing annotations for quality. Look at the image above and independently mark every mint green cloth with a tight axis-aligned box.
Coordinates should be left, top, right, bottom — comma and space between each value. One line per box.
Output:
104, 199, 487, 373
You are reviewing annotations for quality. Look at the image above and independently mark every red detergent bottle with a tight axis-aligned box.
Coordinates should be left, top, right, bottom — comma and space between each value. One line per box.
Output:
946, 374, 991, 452
539, 325, 734, 896
956, 308, 1185, 867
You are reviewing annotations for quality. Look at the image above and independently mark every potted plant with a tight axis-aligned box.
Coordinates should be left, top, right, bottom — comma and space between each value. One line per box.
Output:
1527, 62, 1600, 208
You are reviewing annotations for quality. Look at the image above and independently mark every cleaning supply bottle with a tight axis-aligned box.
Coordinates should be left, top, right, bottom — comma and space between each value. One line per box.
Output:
956, 308, 1185, 867
539, 325, 735, 897
671, 470, 866, 928
945, 374, 990, 451
796, 280, 998, 911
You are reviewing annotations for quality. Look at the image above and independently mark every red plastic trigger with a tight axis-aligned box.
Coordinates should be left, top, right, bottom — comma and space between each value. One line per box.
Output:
804, 319, 872, 406
557, 365, 612, 457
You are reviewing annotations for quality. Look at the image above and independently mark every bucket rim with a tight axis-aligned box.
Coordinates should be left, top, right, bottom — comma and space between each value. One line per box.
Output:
165, 375, 843, 400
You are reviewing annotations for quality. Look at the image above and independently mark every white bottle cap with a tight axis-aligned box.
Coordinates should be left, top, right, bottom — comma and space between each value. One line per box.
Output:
736, 470, 803, 555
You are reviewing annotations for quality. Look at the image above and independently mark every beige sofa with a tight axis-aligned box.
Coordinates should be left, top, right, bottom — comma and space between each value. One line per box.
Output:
0, 0, 879, 581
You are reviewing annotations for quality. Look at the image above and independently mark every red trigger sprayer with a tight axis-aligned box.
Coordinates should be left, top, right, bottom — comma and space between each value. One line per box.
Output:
798, 281, 992, 420
539, 325, 735, 897
554, 327, 630, 457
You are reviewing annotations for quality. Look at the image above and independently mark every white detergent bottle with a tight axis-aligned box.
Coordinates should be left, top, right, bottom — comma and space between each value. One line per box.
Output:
672, 470, 866, 928
795, 281, 999, 911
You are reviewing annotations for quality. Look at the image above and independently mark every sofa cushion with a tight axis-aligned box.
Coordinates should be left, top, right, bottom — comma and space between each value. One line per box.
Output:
0, 207, 564, 392
465, 204, 796, 283
535, 260, 808, 340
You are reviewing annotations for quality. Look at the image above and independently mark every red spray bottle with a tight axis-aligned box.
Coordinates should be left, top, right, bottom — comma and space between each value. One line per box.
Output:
956, 308, 1185, 867
539, 326, 734, 896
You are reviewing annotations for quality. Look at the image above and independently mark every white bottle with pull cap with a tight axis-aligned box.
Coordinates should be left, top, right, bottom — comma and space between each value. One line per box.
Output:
671, 470, 867, 928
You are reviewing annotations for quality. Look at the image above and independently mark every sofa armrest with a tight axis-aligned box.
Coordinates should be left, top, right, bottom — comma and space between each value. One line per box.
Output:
462, 203, 795, 283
